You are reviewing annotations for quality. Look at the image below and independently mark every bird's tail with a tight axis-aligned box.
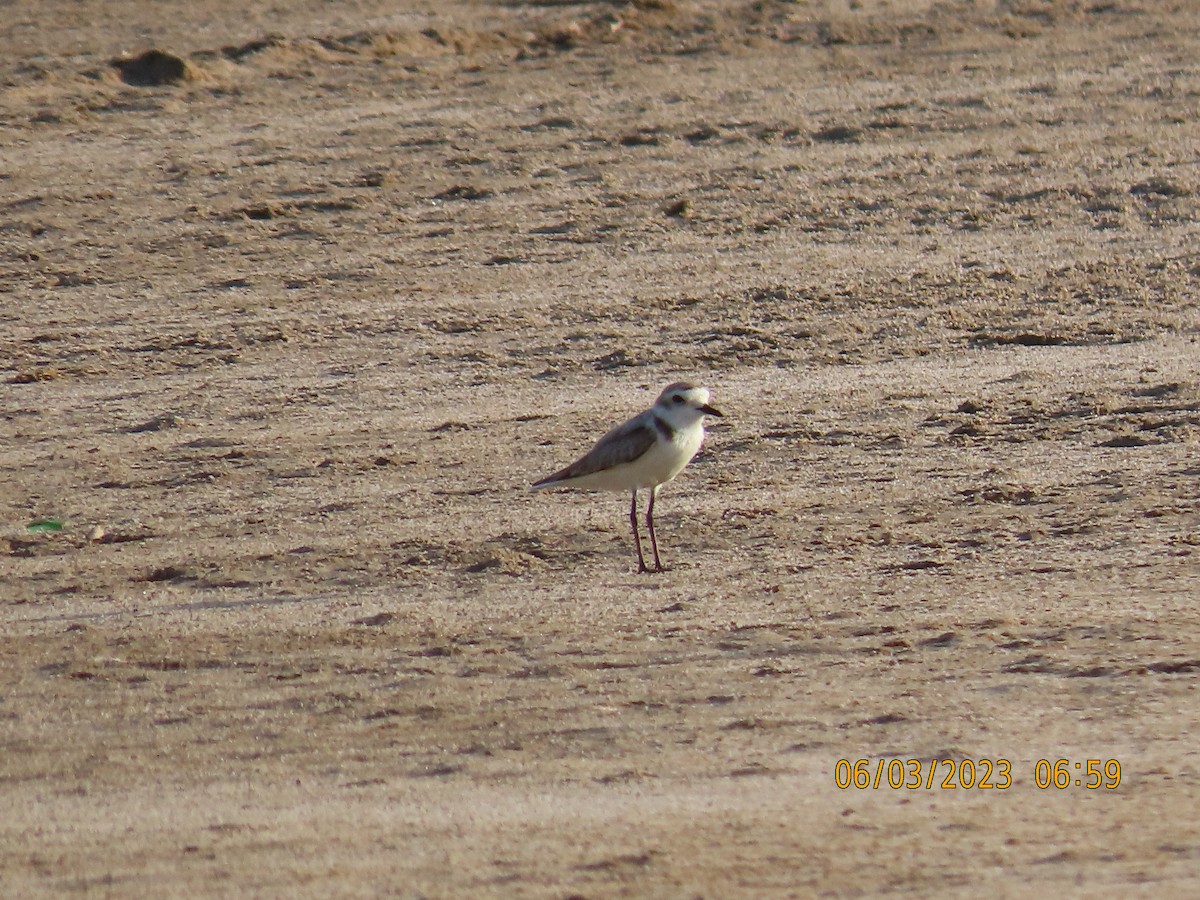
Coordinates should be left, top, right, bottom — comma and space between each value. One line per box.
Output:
531, 464, 575, 491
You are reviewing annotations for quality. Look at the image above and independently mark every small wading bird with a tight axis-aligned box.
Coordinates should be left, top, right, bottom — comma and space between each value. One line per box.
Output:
531, 382, 723, 573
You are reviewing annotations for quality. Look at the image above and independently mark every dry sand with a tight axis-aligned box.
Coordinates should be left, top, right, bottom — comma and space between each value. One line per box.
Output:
3, 0, 1200, 895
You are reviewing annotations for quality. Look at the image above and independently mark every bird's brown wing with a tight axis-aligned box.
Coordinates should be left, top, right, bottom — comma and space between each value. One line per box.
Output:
532, 418, 656, 487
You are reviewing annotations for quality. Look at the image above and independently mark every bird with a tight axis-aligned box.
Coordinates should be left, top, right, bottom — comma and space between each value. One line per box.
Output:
531, 382, 723, 573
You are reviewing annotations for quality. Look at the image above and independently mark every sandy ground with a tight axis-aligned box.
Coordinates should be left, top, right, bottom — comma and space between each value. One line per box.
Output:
3, 0, 1200, 896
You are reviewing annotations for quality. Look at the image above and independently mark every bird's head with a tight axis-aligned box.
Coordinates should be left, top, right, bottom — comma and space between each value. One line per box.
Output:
654, 382, 724, 427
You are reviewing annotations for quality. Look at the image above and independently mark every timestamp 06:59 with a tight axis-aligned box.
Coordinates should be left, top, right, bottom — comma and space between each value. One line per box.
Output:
833, 758, 1122, 790
1032, 758, 1122, 790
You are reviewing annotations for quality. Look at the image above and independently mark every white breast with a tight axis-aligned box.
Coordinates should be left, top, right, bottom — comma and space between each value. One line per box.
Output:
631, 422, 705, 488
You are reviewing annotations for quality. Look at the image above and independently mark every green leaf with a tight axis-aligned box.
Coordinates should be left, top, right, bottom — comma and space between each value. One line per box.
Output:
27, 518, 65, 533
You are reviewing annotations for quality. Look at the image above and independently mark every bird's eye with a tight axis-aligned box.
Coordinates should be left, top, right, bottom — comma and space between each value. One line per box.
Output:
671, 395, 684, 404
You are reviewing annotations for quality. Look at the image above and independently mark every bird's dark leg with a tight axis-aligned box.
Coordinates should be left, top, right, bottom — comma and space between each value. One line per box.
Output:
646, 485, 664, 572
630, 488, 649, 573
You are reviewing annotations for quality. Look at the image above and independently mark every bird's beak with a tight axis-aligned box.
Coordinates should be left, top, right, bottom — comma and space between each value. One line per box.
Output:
699, 404, 724, 418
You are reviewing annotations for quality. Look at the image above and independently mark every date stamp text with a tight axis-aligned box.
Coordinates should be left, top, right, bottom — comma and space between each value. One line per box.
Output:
834, 758, 1121, 790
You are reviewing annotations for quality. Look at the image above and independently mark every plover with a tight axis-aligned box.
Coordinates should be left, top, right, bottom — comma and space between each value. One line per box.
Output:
532, 382, 723, 573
